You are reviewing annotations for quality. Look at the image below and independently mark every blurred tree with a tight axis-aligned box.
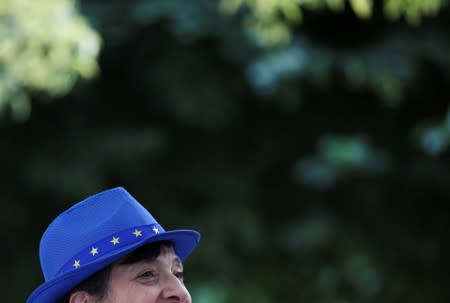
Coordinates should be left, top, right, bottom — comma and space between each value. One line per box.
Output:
1, 1, 449, 303
220, 0, 449, 46
0, 0, 100, 121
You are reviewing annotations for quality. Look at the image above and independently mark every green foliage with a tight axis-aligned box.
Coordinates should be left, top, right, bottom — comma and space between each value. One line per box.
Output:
294, 136, 389, 188
245, 31, 449, 106
220, 0, 449, 46
1, 1, 450, 303
385, 0, 447, 24
415, 108, 450, 156
0, 0, 100, 121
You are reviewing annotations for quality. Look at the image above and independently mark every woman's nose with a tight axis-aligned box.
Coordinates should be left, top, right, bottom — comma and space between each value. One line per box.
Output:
160, 273, 191, 303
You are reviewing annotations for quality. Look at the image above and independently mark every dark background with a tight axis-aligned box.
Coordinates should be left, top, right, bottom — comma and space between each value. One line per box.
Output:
1, 1, 449, 302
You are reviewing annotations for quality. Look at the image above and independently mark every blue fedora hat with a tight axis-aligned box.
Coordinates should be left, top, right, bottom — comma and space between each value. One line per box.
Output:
27, 187, 200, 303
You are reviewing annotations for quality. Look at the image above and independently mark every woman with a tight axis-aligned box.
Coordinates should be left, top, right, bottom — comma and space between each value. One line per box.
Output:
26, 187, 200, 303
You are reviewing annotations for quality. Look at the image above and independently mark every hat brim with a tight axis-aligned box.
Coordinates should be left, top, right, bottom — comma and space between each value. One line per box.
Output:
27, 229, 200, 303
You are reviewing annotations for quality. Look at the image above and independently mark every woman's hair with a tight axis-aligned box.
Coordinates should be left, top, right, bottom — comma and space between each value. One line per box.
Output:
59, 240, 172, 303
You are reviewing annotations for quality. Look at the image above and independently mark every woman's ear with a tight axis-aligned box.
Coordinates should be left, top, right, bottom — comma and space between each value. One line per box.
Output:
69, 291, 97, 303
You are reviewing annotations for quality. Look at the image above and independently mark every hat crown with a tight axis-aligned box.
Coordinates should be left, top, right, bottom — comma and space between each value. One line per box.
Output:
39, 187, 157, 281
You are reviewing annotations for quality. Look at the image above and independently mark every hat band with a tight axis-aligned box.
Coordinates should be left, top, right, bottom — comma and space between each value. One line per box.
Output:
56, 223, 164, 277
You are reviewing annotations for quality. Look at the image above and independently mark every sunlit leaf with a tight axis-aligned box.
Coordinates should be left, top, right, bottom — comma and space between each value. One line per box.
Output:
0, 0, 101, 117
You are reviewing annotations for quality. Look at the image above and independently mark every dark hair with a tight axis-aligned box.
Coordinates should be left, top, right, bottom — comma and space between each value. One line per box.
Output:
59, 241, 172, 303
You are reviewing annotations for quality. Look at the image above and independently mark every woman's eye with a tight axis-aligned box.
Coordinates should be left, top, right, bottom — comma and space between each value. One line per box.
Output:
139, 270, 156, 279
174, 271, 184, 281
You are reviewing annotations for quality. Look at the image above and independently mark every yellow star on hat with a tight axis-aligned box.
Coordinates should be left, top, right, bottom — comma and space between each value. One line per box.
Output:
132, 229, 142, 237
73, 260, 80, 268
90, 247, 99, 256
110, 236, 120, 245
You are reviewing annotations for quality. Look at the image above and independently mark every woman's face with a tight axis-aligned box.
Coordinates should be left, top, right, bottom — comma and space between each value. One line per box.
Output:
99, 245, 191, 303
